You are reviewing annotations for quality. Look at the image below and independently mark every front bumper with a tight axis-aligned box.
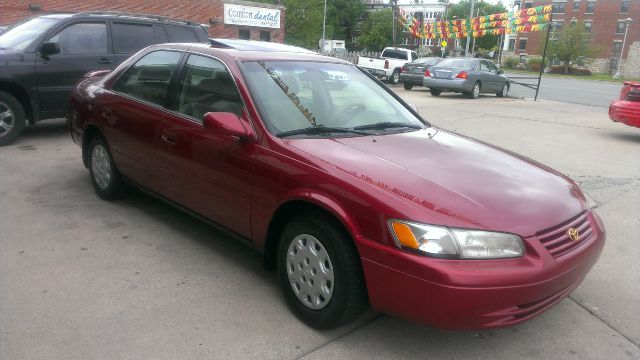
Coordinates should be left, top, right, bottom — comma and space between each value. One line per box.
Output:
355, 210, 605, 330
609, 100, 640, 128
423, 77, 472, 92
399, 73, 425, 86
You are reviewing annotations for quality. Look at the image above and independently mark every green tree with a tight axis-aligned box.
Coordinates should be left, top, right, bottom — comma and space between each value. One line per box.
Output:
255, 0, 365, 49
447, 0, 507, 51
358, 9, 394, 52
325, 0, 365, 49
543, 21, 600, 74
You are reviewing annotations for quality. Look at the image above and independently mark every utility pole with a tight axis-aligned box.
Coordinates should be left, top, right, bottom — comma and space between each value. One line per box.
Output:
464, 0, 475, 57
470, 7, 480, 56
392, 0, 398, 46
613, 18, 633, 79
321, 0, 327, 52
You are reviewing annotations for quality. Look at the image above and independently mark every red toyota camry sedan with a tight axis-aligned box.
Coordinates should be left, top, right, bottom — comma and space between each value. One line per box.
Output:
69, 40, 605, 330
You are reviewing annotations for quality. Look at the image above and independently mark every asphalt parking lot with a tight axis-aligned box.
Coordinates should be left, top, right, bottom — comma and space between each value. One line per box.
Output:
1, 89, 639, 360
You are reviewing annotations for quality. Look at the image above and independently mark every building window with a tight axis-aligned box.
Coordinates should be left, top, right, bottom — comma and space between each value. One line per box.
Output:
552, 1, 566, 13
519, 55, 527, 63
584, 21, 592, 33
586, 1, 595, 13
612, 41, 622, 54
525, 1, 533, 9
519, 39, 527, 50
616, 21, 626, 34
620, 1, 629, 13
508, 38, 515, 51
573, 1, 580, 10
239, 29, 250, 40
260, 31, 271, 42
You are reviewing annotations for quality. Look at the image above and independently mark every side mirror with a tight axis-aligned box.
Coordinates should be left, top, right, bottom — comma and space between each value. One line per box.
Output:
39, 42, 60, 58
203, 112, 253, 139
497, 69, 504, 75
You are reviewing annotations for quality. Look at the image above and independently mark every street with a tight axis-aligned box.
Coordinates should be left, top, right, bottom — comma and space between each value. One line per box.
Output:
507, 74, 622, 107
1, 91, 639, 360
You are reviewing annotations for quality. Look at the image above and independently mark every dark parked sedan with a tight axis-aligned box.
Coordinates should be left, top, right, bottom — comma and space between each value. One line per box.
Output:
69, 41, 603, 331
399, 57, 442, 90
423, 57, 510, 99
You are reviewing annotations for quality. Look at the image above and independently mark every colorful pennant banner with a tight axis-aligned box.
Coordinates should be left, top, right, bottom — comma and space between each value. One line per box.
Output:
398, 4, 553, 41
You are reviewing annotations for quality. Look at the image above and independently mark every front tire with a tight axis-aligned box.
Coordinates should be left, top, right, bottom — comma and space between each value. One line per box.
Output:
389, 69, 400, 85
88, 136, 126, 200
277, 212, 367, 329
0, 91, 26, 147
403, 82, 414, 90
497, 83, 509, 98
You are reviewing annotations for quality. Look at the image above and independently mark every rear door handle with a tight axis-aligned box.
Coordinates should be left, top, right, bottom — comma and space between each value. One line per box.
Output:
161, 134, 177, 144
97, 58, 113, 64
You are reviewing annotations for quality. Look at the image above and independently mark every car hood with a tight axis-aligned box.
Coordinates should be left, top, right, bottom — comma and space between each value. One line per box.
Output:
287, 128, 587, 237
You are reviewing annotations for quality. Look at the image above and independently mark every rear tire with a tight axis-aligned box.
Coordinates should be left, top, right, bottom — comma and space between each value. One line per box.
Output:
389, 69, 400, 85
277, 212, 367, 329
0, 91, 26, 147
88, 135, 127, 201
466, 82, 480, 99
403, 82, 414, 90
430, 89, 442, 96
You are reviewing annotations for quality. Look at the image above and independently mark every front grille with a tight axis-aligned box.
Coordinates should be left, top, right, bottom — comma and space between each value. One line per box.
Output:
536, 211, 593, 258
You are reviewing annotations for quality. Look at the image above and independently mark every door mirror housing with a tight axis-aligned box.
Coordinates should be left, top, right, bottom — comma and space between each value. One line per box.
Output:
203, 112, 253, 139
39, 42, 60, 58
497, 69, 504, 75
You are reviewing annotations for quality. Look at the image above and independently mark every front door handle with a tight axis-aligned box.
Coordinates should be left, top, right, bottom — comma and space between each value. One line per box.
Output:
161, 133, 177, 144
97, 58, 113, 64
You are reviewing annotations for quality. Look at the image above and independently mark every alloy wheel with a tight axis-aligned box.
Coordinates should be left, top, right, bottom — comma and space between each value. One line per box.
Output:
473, 83, 480, 98
0, 102, 15, 138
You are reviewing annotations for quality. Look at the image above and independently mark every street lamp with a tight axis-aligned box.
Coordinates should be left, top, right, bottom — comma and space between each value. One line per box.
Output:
613, 18, 633, 79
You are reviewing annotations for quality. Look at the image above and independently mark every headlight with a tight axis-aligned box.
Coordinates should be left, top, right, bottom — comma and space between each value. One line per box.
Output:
388, 220, 524, 259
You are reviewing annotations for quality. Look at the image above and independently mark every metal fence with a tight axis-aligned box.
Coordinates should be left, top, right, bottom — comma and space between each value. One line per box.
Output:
311, 50, 379, 64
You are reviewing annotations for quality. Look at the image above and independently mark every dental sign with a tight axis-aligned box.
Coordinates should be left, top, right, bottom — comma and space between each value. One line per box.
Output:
224, 4, 281, 29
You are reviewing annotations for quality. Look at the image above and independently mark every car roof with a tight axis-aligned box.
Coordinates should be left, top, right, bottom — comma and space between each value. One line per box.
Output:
38, 11, 205, 27
166, 41, 352, 64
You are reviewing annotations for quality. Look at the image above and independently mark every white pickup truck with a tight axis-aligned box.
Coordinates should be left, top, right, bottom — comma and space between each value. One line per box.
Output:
357, 47, 419, 84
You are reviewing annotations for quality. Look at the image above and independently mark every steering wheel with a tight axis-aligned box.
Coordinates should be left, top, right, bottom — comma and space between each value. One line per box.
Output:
326, 103, 367, 127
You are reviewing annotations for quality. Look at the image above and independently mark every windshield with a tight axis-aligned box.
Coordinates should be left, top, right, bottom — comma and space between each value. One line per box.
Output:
241, 61, 426, 137
435, 58, 477, 69
0, 18, 60, 51
414, 58, 440, 65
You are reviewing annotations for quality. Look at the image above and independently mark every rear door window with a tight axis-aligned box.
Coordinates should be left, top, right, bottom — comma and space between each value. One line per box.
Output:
112, 23, 156, 53
166, 25, 198, 42
112, 50, 182, 107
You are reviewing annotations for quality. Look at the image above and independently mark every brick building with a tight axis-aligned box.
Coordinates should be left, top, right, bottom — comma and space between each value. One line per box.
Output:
514, 0, 639, 73
0, 0, 286, 43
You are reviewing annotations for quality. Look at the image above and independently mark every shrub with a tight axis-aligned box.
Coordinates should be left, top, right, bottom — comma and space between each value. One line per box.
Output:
548, 65, 592, 75
503, 56, 519, 69
526, 56, 547, 71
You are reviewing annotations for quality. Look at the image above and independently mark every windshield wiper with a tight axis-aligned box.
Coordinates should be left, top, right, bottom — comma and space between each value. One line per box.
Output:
278, 126, 369, 138
354, 122, 423, 131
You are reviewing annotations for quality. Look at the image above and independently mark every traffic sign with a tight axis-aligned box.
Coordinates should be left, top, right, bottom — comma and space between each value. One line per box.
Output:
441, 40, 447, 47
